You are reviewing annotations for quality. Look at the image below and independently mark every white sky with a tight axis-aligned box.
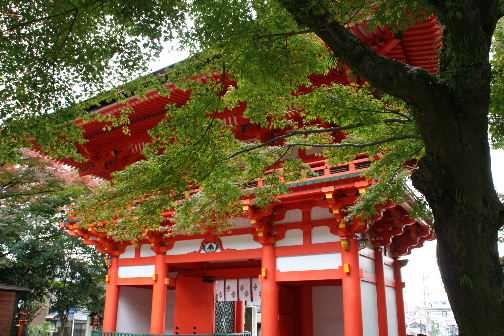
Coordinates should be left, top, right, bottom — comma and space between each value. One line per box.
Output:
148, 49, 504, 311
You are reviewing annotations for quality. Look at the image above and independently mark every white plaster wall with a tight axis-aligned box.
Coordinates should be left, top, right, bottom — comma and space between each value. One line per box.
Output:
276, 253, 342, 272
310, 206, 334, 220
118, 265, 155, 278
361, 282, 379, 336
386, 286, 399, 336
272, 209, 302, 224
228, 217, 252, 229
384, 265, 395, 280
312, 286, 344, 336
166, 239, 204, 255
311, 226, 340, 244
359, 256, 376, 275
220, 234, 262, 250
117, 286, 152, 333
165, 290, 176, 334
275, 229, 303, 247
119, 245, 135, 259
140, 244, 156, 257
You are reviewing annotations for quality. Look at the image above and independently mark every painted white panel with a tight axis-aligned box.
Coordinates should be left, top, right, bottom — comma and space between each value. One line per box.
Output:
273, 209, 302, 224
251, 277, 262, 305
165, 290, 175, 334
228, 217, 252, 229
118, 265, 155, 278
384, 264, 395, 280
165, 238, 204, 255
310, 206, 334, 220
275, 229, 303, 247
361, 282, 379, 336
216, 280, 225, 301
220, 234, 262, 250
238, 278, 252, 301
386, 286, 399, 336
359, 256, 376, 275
312, 226, 340, 244
312, 286, 344, 336
119, 245, 135, 259
224, 279, 238, 301
117, 286, 152, 333
140, 244, 156, 257
276, 253, 342, 272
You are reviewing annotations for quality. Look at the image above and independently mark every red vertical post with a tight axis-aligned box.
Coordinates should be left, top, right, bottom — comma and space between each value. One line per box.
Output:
103, 257, 119, 332
150, 253, 168, 334
299, 285, 313, 336
261, 243, 280, 336
375, 248, 389, 336
394, 260, 407, 336
341, 237, 363, 336
235, 301, 245, 333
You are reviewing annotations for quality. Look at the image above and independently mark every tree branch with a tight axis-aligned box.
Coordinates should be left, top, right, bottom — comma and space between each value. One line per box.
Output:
262, 146, 293, 173
277, 0, 451, 107
259, 27, 323, 42
287, 135, 421, 148
226, 123, 366, 159
384, 117, 412, 124
377, 108, 413, 122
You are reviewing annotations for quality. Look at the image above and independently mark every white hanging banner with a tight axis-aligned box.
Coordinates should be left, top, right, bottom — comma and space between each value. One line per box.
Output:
238, 278, 251, 301
224, 279, 238, 301
216, 280, 225, 302
251, 277, 262, 305
215, 278, 261, 303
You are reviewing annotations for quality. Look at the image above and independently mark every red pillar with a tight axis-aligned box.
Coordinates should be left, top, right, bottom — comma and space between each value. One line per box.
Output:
103, 257, 119, 332
235, 301, 245, 333
299, 285, 313, 336
341, 237, 363, 336
261, 243, 279, 336
394, 260, 407, 336
150, 253, 168, 334
375, 248, 389, 336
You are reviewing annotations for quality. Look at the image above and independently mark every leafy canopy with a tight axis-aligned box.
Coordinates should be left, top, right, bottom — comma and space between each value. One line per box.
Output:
0, 1, 501, 240
0, 154, 106, 320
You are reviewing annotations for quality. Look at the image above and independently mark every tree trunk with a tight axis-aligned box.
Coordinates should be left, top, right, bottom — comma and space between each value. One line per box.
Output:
411, 108, 504, 336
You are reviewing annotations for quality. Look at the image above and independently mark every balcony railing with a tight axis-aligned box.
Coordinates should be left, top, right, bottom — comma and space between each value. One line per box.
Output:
92, 330, 252, 336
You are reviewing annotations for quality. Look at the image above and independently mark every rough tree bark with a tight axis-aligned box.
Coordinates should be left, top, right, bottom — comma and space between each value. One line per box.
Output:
278, 0, 504, 335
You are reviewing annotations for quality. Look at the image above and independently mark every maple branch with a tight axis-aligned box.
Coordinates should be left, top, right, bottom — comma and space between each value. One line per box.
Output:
376, 109, 413, 122
262, 146, 293, 173
259, 27, 323, 42
227, 123, 366, 159
277, 0, 451, 107
287, 135, 421, 148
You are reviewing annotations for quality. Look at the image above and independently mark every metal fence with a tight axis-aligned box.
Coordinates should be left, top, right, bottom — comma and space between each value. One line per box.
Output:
92, 330, 251, 336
